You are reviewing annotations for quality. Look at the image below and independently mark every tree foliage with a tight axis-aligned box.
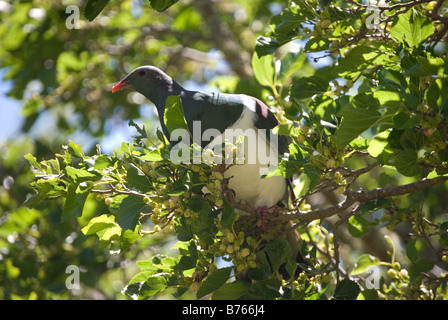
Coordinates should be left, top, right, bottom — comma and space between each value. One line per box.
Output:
1, 0, 448, 300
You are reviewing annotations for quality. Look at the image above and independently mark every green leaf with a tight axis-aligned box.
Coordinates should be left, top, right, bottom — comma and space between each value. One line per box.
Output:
140, 275, 167, 297
62, 183, 92, 221
351, 254, 381, 276
406, 238, 419, 262
25, 153, 42, 170
148, 0, 178, 12
109, 195, 147, 230
66, 141, 85, 158
285, 259, 299, 280
439, 222, 448, 247
303, 164, 321, 192
337, 46, 392, 79
304, 36, 330, 52
367, 131, 389, 158
211, 281, 250, 300
163, 95, 190, 137
94, 154, 114, 169
266, 239, 291, 272
197, 267, 232, 299
140, 148, 165, 162
348, 214, 379, 238
84, 0, 110, 21
390, 10, 434, 47
65, 166, 98, 182
126, 164, 153, 193
392, 112, 419, 130
175, 216, 193, 241
221, 197, 236, 229
409, 260, 434, 282
97, 225, 121, 242
399, 128, 427, 150
404, 55, 445, 77
279, 51, 306, 82
255, 36, 282, 57
291, 75, 329, 100
252, 53, 275, 87
81, 214, 116, 236
271, 4, 313, 34
333, 279, 361, 300
393, 149, 420, 177
118, 229, 141, 252
336, 98, 381, 150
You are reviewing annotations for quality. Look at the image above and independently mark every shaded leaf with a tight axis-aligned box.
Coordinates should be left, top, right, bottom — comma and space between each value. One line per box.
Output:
351, 254, 381, 276
390, 10, 434, 47
333, 279, 361, 300
252, 53, 275, 87
62, 183, 92, 221
393, 149, 420, 177
84, 0, 110, 21
148, 0, 178, 12
197, 267, 232, 299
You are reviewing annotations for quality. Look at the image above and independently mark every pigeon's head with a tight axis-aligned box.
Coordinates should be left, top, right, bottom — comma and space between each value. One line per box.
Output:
112, 66, 178, 104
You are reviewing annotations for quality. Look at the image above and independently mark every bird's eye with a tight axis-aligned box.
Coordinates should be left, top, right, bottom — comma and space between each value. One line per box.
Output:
138, 70, 146, 77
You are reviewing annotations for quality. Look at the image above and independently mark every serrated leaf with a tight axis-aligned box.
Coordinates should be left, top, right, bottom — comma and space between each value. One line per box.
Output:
333, 279, 361, 300
148, 0, 178, 12
336, 100, 381, 150
65, 166, 98, 182
68, 140, 85, 158
81, 214, 116, 235
348, 214, 379, 238
221, 197, 236, 229
109, 195, 147, 230
94, 154, 114, 169
406, 238, 419, 262
399, 128, 427, 150
367, 131, 389, 157
163, 95, 190, 138
390, 10, 434, 47
303, 164, 321, 192
393, 149, 420, 177
197, 267, 232, 299
291, 75, 329, 100
337, 46, 392, 79
62, 183, 91, 221
404, 56, 445, 77
140, 148, 165, 162
211, 281, 250, 300
255, 36, 282, 57
98, 225, 121, 241
252, 53, 275, 87
25, 153, 42, 170
126, 164, 153, 193
351, 254, 381, 276
266, 239, 291, 272
409, 259, 433, 282
84, 0, 110, 21
304, 36, 330, 52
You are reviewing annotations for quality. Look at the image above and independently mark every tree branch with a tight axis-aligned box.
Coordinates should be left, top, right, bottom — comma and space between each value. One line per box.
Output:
280, 176, 448, 222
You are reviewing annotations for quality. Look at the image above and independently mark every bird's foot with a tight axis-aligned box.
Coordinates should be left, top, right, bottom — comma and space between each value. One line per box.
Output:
255, 205, 280, 230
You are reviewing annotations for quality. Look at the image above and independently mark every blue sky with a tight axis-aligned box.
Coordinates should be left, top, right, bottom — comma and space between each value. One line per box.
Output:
0, 69, 23, 141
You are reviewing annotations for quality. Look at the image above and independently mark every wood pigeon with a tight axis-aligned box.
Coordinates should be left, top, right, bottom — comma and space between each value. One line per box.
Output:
112, 66, 301, 261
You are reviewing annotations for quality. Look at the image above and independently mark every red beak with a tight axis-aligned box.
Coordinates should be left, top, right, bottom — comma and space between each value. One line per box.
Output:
112, 81, 128, 93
